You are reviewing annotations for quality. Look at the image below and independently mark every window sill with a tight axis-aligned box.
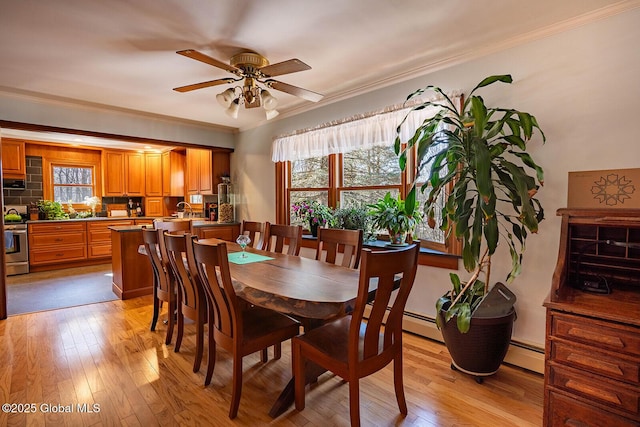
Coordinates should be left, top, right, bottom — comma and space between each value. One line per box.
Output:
301, 235, 459, 270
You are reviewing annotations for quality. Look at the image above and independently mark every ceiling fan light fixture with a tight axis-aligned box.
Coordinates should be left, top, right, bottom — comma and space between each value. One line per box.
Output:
225, 98, 240, 119
261, 90, 278, 111
265, 109, 280, 120
216, 88, 236, 108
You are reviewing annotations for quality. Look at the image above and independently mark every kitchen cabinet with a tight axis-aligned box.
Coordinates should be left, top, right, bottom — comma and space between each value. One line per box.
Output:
110, 226, 153, 299
186, 148, 213, 195
145, 197, 164, 217
543, 208, 640, 426
145, 153, 163, 196
162, 150, 185, 196
1, 139, 26, 179
29, 222, 87, 267
87, 219, 134, 259
103, 150, 145, 196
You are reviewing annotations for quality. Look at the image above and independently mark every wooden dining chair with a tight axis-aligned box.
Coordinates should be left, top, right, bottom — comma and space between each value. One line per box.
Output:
190, 239, 301, 419
163, 232, 208, 373
142, 227, 176, 345
292, 243, 420, 427
264, 223, 303, 256
240, 220, 269, 250
315, 227, 364, 269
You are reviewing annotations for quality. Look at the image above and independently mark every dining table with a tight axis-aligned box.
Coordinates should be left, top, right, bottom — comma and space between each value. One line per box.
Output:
198, 238, 365, 418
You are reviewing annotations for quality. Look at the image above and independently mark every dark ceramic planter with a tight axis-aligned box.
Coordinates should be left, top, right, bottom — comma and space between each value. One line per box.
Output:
438, 308, 516, 382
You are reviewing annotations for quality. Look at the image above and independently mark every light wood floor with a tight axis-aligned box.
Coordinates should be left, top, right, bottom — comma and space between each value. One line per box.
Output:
0, 296, 543, 426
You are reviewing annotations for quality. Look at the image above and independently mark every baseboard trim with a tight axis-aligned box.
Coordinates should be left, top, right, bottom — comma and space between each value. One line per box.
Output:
364, 305, 545, 375
401, 311, 545, 374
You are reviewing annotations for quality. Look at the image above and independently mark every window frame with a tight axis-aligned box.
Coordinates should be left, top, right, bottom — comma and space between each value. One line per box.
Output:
44, 159, 98, 209
275, 144, 461, 259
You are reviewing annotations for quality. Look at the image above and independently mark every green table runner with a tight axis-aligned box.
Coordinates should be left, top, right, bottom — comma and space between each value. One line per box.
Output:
228, 251, 274, 265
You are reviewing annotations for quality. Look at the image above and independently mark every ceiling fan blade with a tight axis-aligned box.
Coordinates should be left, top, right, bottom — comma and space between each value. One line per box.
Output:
173, 78, 235, 93
260, 59, 311, 77
266, 80, 323, 102
176, 49, 238, 73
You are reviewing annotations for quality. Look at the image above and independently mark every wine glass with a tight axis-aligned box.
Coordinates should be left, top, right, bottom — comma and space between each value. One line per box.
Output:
236, 234, 251, 258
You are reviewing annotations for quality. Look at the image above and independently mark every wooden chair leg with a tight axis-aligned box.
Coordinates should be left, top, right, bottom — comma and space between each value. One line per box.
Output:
260, 348, 268, 363
394, 354, 408, 415
193, 315, 204, 372
150, 282, 159, 331
293, 341, 306, 411
348, 378, 361, 427
274, 343, 282, 359
165, 299, 175, 345
204, 319, 216, 386
229, 354, 243, 419
175, 298, 184, 352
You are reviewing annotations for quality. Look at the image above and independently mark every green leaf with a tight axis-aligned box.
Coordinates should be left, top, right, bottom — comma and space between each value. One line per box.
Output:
456, 303, 472, 333
405, 187, 416, 217
484, 215, 498, 254
473, 137, 493, 202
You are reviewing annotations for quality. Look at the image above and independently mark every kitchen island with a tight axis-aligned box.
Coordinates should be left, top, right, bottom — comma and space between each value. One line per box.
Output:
109, 225, 153, 299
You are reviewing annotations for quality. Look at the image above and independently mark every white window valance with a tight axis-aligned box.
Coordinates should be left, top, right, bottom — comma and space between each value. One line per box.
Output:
271, 93, 461, 163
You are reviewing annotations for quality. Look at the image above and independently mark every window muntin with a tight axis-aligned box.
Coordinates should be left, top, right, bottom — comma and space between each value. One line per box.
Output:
52, 165, 95, 203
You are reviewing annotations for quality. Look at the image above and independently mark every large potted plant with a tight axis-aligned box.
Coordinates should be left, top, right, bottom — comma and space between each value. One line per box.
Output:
395, 75, 546, 379
368, 192, 422, 245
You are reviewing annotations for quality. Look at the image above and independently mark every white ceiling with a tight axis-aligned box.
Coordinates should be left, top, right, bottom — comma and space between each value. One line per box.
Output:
0, 0, 636, 142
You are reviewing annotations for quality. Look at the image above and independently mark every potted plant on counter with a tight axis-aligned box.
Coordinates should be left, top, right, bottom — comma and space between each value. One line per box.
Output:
368, 192, 422, 245
395, 75, 546, 380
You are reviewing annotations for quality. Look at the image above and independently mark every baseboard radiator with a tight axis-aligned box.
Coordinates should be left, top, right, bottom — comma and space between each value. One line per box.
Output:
364, 306, 545, 375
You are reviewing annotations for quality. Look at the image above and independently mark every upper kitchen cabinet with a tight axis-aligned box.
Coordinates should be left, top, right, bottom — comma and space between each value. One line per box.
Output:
1, 139, 26, 179
186, 148, 213, 195
162, 150, 185, 196
103, 150, 145, 196
186, 148, 231, 196
145, 153, 162, 196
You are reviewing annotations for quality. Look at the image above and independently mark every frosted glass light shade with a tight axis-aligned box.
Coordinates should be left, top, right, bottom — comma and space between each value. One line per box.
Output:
216, 88, 236, 108
261, 90, 278, 110
226, 98, 240, 118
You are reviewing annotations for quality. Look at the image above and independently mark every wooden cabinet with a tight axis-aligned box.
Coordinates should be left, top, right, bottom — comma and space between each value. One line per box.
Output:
29, 222, 87, 266
193, 223, 240, 241
110, 227, 153, 299
162, 150, 185, 196
145, 197, 164, 217
87, 219, 134, 259
544, 208, 640, 426
103, 150, 145, 196
1, 139, 26, 179
145, 153, 162, 196
186, 148, 213, 195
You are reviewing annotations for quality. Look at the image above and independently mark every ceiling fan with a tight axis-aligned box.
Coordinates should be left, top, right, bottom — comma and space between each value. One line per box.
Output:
173, 49, 323, 119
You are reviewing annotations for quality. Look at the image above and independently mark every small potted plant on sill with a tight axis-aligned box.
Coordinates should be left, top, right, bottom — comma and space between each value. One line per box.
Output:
332, 205, 376, 241
291, 200, 334, 237
367, 192, 422, 245
395, 75, 546, 380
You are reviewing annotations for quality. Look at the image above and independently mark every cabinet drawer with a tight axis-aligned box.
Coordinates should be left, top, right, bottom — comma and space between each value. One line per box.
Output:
552, 313, 640, 357
552, 341, 640, 384
87, 220, 133, 231
30, 246, 87, 264
29, 222, 86, 233
548, 391, 638, 427
88, 243, 112, 259
549, 365, 640, 416
30, 231, 86, 247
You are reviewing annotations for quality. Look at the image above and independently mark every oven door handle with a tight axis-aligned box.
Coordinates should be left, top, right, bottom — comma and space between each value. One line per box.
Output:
8, 229, 27, 234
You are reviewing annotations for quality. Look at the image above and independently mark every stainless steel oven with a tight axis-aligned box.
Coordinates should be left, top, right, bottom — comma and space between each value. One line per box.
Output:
4, 205, 29, 276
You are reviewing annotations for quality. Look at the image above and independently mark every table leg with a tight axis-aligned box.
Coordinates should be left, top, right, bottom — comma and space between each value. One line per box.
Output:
268, 360, 326, 418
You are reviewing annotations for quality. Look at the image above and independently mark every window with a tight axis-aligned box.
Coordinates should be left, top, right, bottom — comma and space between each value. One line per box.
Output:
51, 164, 95, 204
273, 94, 462, 259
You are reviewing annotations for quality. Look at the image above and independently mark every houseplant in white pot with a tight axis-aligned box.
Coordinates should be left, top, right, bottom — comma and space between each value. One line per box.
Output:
395, 75, 546, 379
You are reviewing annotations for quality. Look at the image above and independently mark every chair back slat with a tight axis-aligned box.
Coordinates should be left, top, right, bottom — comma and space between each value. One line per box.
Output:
142, 228, 171, 294
164, 232, 203, 312
192, 240, 238, 341
349, 244, 420, 362
154, 219, 192, 232
241, 220, 269, 250
315, 228, 363, 269
265, 224, 302, 256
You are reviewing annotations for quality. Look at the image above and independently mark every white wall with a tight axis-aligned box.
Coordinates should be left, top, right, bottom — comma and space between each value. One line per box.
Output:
233, 8, 640, 348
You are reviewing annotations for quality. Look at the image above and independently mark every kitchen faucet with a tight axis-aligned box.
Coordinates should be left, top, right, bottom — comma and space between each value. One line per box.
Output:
176, 201, 193, 218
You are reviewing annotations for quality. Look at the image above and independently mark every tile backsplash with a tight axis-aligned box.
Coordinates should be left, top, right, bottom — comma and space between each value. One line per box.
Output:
3, 156, 43, 207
